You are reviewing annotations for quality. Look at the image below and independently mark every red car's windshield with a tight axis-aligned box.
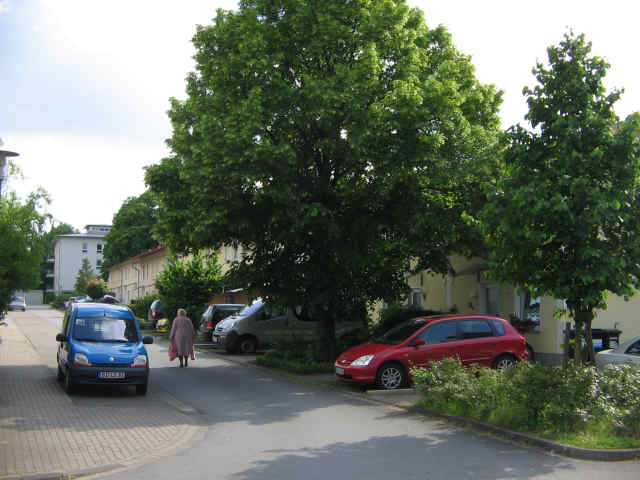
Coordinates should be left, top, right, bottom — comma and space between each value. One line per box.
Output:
375, 319, 427, 345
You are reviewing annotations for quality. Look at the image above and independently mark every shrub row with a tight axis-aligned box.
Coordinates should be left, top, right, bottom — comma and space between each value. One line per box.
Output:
411, 358, 640, 440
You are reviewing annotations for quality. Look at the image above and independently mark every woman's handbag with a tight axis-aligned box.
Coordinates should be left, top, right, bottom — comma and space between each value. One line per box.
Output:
169, 342, 177, 361
190, 349, 196, 361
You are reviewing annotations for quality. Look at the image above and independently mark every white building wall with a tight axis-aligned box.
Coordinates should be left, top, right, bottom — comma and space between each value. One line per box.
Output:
53, 235, 106, 294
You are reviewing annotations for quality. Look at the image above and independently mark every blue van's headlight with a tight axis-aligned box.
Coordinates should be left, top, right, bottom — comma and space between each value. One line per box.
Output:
73, 353, 91, 367
131, 355, 147, 368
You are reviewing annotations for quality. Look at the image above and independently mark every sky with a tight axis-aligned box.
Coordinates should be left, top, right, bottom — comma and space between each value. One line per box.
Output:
1, 0, 639, 232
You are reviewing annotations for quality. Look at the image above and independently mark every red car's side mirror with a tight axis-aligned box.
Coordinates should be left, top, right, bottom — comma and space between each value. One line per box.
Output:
413, 338, 426, 347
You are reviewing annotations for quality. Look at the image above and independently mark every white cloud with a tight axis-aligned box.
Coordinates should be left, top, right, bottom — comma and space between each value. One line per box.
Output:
5, 133, 169, 231
0, 0, 10, 14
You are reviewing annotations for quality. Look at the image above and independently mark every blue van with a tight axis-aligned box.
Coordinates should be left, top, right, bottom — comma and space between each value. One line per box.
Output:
56, 303, 153, 395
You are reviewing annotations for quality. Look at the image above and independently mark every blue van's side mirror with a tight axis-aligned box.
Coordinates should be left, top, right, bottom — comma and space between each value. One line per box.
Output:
142, 336, 153, 345
56, 333, 67, 342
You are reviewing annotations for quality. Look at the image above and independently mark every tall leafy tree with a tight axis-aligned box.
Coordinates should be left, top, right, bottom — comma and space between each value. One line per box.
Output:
101, 190, 159, 278
146, 0, 502, 360
154, 253, 224, 330
480, 32, 640, 364
0, 190, 49, 316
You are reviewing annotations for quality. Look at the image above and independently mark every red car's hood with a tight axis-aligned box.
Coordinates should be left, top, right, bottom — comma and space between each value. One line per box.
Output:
337, 342, 394, 363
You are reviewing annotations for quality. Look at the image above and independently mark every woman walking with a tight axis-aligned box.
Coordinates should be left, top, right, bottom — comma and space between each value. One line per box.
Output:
169, 308, 195, 367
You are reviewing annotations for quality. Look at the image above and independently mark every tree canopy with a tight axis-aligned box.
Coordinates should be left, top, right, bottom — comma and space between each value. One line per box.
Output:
0, 190, 49, 316
479, 32, 640, 363
146, 0, 502, 359
101, 190, 159, 277
154, 252, 224, 330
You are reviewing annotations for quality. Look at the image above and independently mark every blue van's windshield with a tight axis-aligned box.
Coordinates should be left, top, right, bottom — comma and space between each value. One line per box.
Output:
73, 316, 138, 343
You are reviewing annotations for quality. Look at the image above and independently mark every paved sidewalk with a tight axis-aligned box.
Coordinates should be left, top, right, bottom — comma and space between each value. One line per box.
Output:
0, 312, 206, 479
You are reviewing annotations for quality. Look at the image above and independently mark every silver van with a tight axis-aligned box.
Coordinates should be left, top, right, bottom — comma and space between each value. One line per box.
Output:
212, 298, 317, 353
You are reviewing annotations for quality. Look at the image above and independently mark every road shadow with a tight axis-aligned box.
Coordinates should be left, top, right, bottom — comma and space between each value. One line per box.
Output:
229, 431, 575, 480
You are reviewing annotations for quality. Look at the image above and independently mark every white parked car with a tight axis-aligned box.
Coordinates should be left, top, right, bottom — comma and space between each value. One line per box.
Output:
595, 336, 640, 369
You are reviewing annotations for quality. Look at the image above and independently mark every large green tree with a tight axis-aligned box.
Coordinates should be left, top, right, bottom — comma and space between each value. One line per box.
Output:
101, 190, 159, 278
146, 0, 502, 360
480, 33, 640, 364
0, 190, 49, 316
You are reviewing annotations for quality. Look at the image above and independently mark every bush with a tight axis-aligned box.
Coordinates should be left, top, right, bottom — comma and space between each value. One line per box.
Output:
86, 278, 109, 300
596, 365, 640, 438
129, 294, 157, 319
412, 359, 640, 440
257, 334, 333, 374
50, 293, 70, 310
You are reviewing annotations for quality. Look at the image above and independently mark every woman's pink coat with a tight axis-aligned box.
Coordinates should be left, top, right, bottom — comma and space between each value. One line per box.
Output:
169, 314, 195, 357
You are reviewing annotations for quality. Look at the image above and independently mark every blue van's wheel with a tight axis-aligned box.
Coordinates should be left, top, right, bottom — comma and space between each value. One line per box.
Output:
64, 369, 75, 394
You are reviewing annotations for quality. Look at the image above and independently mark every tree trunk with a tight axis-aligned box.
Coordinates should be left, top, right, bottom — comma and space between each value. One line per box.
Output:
583, 311, 596, 364
573, 312, 585, 366
317, 308, 337, 363
572, 307, 595, 365
562, 321, 570, 370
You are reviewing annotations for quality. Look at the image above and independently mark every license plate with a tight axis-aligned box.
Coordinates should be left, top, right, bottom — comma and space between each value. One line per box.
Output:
335, 367, 344, 375
99, 371, 125, 379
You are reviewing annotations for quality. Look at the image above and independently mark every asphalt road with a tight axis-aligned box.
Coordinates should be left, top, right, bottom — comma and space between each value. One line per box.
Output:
20, 307, 640, 479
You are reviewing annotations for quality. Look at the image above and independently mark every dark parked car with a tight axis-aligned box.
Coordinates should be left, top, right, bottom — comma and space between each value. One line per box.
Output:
198, 304, 245, 342
335, 314, 529, 390
148, 299, 165, 328
9, 296, 27, 312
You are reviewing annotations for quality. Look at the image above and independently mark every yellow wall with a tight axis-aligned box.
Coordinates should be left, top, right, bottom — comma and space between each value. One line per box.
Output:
592, 295, 640, 342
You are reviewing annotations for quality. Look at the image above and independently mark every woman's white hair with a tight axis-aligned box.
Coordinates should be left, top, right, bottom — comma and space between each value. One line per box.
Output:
177, 308, 187, 316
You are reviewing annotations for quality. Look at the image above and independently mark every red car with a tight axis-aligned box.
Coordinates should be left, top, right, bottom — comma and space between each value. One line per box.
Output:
335, 314, 529, 390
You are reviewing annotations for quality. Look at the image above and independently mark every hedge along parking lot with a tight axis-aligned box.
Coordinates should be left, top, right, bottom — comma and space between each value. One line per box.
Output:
411, 358, 640, 451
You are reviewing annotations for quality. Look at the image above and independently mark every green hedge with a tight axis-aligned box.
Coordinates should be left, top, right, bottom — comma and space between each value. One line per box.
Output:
412, 358, 640, 445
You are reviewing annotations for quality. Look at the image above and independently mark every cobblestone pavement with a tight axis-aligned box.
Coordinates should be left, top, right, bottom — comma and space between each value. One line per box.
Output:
0, 309, 206, 479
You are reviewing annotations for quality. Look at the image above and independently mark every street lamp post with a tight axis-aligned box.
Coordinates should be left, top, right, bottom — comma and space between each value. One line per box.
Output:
0, 148, 19, 197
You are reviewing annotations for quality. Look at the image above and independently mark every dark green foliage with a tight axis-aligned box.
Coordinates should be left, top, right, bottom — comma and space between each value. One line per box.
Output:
50, 293, 69, 310
128, 294, 157, 319
146, 0, 502, 361
412, 359, 640, 440
373, 303, 443, 338
73, 258, 96, 296
257, 335, 333, 374
101, 190, 159, 278
154, 253, 223, 330
0, 191, 48, 317
86, 278, 108, 300
479, 32, 640, 364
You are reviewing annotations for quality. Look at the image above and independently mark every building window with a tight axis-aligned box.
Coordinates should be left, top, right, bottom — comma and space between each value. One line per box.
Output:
97, 243, 103, 253
82, 242, 88, 253
522, 291, 541, 326
96, 259, 102, 267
